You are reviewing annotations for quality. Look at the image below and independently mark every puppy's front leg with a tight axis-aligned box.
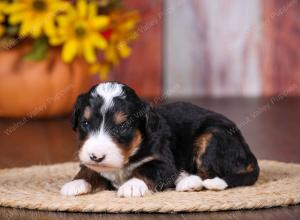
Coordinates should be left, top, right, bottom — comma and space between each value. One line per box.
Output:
118, 160, 177, 198
61, 165, 111, 196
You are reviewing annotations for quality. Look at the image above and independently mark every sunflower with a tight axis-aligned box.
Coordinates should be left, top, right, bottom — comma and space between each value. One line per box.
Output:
103, 11, 139, 65
89, 10, 139, 77
7, 0, 69, 38
49, 0, 110, 63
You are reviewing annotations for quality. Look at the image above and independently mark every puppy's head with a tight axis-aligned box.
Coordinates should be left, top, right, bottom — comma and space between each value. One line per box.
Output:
72, 82, 148, 172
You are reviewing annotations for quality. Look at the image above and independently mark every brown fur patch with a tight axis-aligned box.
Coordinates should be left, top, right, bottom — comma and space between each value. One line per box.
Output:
114, 111, 127, 124
74, 165, 112, 190
246, 164, 254, 172
195, 133, 213, 157
197, 168, 210, 179
83, 106, 92, 120
194, 132, 213, 170
237, 163, 255, 174
115, 129, 143, 163
133, 172, 156, 191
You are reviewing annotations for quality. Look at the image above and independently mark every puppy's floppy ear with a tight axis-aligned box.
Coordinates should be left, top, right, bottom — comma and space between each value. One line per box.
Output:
71, 93, 88, 131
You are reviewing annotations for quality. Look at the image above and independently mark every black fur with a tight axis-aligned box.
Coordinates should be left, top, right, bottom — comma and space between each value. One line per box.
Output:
155, 102, 259, 187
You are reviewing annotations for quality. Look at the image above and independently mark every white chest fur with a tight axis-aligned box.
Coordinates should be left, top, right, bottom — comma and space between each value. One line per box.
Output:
100, 157, 154, 188
100, 169, 131, 188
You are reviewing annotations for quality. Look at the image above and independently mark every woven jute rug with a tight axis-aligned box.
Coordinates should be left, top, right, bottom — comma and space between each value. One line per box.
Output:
0, 160, 299, 213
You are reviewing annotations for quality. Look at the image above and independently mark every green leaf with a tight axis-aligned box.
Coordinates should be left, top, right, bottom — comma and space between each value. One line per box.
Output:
23, 37, 49, 61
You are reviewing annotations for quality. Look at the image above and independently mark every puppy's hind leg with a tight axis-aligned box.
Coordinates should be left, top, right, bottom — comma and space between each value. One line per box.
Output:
193, 127, 259, 190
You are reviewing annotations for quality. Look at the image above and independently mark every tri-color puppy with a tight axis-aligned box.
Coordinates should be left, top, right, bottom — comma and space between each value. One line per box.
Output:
61, 82, 259, 197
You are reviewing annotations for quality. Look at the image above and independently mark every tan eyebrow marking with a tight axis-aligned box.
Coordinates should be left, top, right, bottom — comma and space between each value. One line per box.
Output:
83, 106, 92, 120
114, 111, 127, 124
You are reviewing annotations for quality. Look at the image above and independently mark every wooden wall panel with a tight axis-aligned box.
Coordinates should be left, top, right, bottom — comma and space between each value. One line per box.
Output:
165, 0, 262, 97
165, 0, 300, 97
262, 0, 300, 96
109, 0, 162, 98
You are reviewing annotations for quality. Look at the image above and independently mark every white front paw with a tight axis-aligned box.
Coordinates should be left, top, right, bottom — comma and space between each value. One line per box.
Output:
60, 179, 92, 196
176, 175, 203, 192
117, 178, 148, 198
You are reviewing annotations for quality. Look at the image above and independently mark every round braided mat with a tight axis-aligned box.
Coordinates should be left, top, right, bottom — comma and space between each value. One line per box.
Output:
0, 160, 299, 213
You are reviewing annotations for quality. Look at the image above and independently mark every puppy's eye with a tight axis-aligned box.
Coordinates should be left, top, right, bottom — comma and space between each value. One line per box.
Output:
119, 124, 128, 132
112, 123, 128, 135
80, 120, 90, 130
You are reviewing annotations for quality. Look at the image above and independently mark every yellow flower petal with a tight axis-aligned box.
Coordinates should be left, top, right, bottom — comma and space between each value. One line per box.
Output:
31, 24, 43, 38
88, 2, 97, 18
9, 13, 23, 24
19, 21, 31, 37
49, 35, 63, 45
7, 3, 24, 13
92, 34, 107, 49
62, 39, 79, 62
105, 46, 119, 64
83, 41, 96, 63
118, 42, 131, 58
50, 1, 71, 13
44, 19, 56, 36
120, 20, 137, 31
57, 15, 71, 27
91, 16, 109, 29
77, 0, 87, 18
0, 3, 6, 12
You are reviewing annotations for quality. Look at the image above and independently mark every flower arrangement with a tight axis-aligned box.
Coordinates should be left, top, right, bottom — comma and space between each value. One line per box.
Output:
0, 0, 139, 79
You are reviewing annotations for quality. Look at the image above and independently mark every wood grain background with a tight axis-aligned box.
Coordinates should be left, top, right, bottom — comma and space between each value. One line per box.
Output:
262, 0, 300, 96
164, 0, 300, 97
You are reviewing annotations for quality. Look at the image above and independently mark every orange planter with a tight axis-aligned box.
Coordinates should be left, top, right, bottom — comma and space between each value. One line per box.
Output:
0, 44, 91, 118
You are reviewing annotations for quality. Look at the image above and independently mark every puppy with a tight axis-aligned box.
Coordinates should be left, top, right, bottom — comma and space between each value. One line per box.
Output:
61, 82, 259, 197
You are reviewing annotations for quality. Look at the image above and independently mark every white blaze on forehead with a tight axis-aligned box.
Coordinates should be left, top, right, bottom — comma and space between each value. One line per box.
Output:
81, 82, 125, 169
94, 82, 124, 112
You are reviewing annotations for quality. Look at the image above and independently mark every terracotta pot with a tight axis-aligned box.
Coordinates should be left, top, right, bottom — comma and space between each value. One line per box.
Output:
0, 44, 90, 118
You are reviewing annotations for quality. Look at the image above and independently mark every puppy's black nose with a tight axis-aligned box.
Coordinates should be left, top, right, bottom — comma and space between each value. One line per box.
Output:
89, 154, 106, 163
